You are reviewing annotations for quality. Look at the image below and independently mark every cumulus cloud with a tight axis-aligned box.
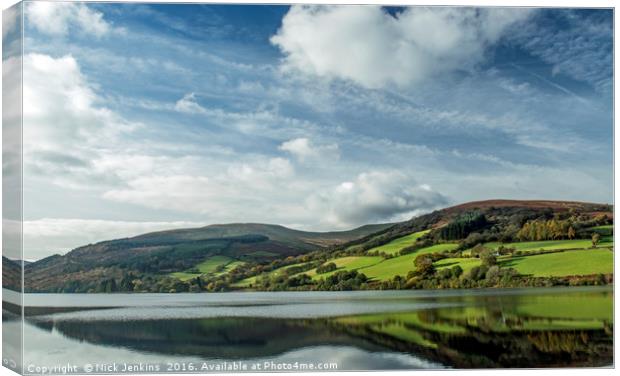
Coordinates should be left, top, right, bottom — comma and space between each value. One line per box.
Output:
26, 2, 111, 37
22, 219, 208, 259
279, 137, 339, 162
23, 53, 139, 188
306, 171, 448, 228
271, 6, 533, 88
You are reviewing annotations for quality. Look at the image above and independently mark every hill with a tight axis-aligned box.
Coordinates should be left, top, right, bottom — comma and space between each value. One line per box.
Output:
16, 199, 613, 293
21, 222, 391, 293
2, 257, 22, 291
227, 199, 613, 292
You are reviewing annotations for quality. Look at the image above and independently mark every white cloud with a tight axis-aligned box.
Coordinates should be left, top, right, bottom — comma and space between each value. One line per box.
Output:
271, 6, 532, 89
174, 92, 207, 114
171, 95, 328, 141
26, 2, 111, 37
306, 171, 448, 228
279, 137, 339, 162
102, 157, 295, 216
22, 219, 207, 260
2, 55, 22, 181
23, 53, 140, 188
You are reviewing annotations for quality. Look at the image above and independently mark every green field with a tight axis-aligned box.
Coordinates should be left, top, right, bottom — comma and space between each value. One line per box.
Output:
434, 257, 481, 274
499, 249, 613, 277
171, 255, 245, 281
435, 248, 613, 279
304, 256, 383, 279
483, 239, 609, 253
229, 226, 613, 288
233, 262, 312, 287
362, 244, 459, 281
367, 230, 431, 255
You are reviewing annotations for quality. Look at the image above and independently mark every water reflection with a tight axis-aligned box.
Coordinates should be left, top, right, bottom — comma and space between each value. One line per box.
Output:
7, 288, 614, 370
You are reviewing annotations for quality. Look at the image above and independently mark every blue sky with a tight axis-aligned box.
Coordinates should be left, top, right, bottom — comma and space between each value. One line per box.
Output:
6, 3, 613, 259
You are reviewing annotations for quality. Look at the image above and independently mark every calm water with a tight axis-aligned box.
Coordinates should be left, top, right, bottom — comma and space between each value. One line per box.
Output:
2, 287, 613, 373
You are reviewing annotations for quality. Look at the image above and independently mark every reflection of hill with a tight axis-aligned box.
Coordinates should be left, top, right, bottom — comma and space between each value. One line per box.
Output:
31, 307, 613, 368
32, 317, 386, 359
25, 289, 614, 368
330, 305, 613, 368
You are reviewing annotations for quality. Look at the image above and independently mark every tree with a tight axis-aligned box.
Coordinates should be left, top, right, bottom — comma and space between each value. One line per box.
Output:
468, 265, 489, 281
567, 226, 576, 240
480, 249, 497, 267
437, 268, 452, 280
316, 262, 337, 274
470, 243, 489, 258
485, 265, 501, 284
451, 265, 463, 278
414, 255, 435, 276
592, 233, 601, 248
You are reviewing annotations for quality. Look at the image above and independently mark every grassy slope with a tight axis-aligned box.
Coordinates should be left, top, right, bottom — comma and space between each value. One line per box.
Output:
231, 225, 613, 287
171, 255, 245, 281
499, 249, 613, 277
436, 250, 612, 278
366, 230, 431, 255
484, 239, 612, 252
362, 244, 459, 281
305, 256, 383, 279
434, 257, 481, 274
233, 262, 311, 287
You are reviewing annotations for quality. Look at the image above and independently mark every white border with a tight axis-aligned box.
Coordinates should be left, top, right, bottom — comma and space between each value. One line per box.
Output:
0, 2, 616, 376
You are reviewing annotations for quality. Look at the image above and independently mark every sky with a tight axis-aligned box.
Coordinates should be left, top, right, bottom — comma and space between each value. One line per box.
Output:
2, 2, 613, 260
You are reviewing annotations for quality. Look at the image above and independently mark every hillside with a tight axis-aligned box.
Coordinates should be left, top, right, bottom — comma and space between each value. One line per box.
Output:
21, 222, 391, 293
16, 199, 614, 293
227, 199, 613, 292
2, 257, 22, 291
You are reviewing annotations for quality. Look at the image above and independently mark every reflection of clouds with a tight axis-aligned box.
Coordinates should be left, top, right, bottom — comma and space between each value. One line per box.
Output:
20, 321, 443, 371
263, 345, 443, 370
21, 321, 197, 369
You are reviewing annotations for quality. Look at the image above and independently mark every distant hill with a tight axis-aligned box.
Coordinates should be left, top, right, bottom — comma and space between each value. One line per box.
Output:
22, 222, 391, 292
2, 257, 22, 291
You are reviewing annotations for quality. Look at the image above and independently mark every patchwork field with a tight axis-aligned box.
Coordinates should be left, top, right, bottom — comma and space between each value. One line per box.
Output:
434, 248, 613, 279
171, 255, 245, 281
362, 244, 459, 281
304, 256, 383, 279
435, 257, 481, 274
179, 222, 613, 290
233, 261, 312, 287
367, 230, 431, 255
483, 238, 611, 253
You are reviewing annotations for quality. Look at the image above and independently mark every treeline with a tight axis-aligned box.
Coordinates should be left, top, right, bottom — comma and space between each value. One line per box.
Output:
438, 212, 488, 240
516, 219, 576, 241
